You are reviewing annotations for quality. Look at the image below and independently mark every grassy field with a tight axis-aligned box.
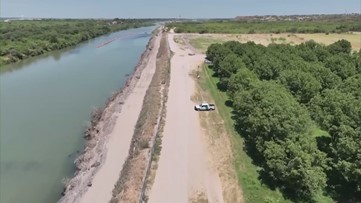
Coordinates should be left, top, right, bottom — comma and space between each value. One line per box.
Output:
186, 33, 361, 53
199, 65, 334, 203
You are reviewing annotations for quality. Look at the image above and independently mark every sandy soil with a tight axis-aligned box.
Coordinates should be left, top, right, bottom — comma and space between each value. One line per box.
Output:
148, 34, 224, 203
58, 29, 162, 203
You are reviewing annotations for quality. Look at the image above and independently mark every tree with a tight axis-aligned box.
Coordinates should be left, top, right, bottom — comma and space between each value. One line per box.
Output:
314, 45, 331, 62
223, 40, 243, 54
324, 55, 357, 80
310, 89, 360, 135
338, 74, 361, 99
205, 43, 232, 74
227, 67, 258, 99
296, 41, 319, 62
354, 50, 361, 73
218, 53, 245, 78
232, 41, 266, 68
278, 69, 322, 104
327, 39, 352, 55
263, 137, 327, 199
310, 89, 361, 196
204, 39, 361, 201
233, 81, 311, 149
309, 64, 342, 90
206, 43, 223, 61
233, 81, 327, 200
252, 53, 283, 80
217, 53, 246, 88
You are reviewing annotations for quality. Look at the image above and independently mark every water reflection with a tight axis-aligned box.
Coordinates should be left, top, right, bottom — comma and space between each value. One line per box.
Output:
0, 47, 73, 74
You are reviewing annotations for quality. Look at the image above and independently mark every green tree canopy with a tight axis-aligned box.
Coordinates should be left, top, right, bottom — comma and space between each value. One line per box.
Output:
233, 81, 311, 148
308, 64, 342, 90
227, 67, 258, 99
263, 137, 327, 199
310, 89, 361, 195
278, 69, 322, 103
327, 39, 352, 55
324, 55, 357, 80
338, 74, 361, 99
217, 53, 246, 88
252, 53, 283, 80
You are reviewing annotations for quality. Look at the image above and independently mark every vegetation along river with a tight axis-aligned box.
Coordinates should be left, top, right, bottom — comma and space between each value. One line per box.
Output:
0, 26, 156, 203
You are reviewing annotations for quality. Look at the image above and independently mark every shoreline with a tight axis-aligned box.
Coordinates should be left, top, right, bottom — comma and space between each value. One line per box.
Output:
58, 26, 161, 203
0, 22, 153, 67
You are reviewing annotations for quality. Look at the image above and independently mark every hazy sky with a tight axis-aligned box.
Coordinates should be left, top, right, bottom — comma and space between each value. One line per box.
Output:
1, 0, 360, 18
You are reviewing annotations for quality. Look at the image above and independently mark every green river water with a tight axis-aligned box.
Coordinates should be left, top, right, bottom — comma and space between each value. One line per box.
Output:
0, 26, 156, 203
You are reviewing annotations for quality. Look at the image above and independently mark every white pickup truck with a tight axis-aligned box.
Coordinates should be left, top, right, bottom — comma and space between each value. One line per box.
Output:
194, 103, 216, 111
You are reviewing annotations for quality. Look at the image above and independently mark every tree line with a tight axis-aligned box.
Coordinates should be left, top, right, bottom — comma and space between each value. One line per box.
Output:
206, 39, 361, 202
0, 19, 153, 66
168, 16, 361, 34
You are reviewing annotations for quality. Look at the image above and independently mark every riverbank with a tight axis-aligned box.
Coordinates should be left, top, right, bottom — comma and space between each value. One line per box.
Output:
58, 26, 162, 203
0, 19, 153, 66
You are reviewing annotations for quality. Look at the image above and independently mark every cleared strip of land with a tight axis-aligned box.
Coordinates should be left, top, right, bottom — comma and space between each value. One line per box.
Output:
148, 34, 225, 203
185, 33, 361, 53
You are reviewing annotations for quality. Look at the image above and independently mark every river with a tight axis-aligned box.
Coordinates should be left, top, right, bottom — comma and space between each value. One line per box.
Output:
0, 26, 156, 203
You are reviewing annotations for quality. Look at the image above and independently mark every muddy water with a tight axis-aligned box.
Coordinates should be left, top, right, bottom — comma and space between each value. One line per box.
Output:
0, 26, 155, 203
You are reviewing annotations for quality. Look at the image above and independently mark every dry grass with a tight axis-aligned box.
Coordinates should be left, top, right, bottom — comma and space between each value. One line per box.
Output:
143, 35, 172, 200
189, 192, 209, 203
191, 63, 244, 203
110, 31, 171, 203
186, 32, 361, 53
298, 33, 361, 50
174, 35, 186, 45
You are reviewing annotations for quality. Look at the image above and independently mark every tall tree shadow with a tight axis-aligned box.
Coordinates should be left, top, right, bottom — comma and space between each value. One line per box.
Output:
216, 81, 228, 92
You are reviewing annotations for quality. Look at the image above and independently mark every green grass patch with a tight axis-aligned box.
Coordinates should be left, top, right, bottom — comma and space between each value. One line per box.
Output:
188, 37, 224, 53
311, 125, 330, 138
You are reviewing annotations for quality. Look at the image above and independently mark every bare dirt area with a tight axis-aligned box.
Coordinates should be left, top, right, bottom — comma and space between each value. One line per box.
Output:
148, 34, 224, 203
58, 28, 162, 203
186, 32, 361, 53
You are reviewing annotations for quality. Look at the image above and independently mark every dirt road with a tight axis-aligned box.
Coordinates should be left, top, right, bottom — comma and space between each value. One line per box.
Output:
148, 34, 224, 203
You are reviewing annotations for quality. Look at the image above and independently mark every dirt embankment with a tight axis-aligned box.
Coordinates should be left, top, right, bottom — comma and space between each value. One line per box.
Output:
57, 27, 162, 203
110, 31, 171, 203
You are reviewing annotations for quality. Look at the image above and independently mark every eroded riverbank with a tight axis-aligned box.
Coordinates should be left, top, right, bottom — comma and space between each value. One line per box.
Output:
58, 26, 162, 203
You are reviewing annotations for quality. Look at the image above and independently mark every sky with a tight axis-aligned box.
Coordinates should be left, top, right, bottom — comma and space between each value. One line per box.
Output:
1, 0, 360, 19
